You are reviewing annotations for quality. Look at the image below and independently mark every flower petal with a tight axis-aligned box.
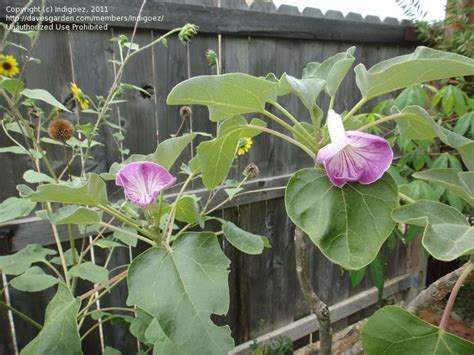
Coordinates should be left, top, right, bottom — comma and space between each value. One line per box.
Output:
346, 131, 393, 184
116, 162, 176, 207
317, 131, 393, 188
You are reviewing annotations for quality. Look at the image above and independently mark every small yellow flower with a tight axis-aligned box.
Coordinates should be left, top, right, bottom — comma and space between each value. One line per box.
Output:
0, 55, 19, 77
79, 97, 89, 110
70, 82, 80, 99
237, 137, 253, 156
70, 82, 89, 110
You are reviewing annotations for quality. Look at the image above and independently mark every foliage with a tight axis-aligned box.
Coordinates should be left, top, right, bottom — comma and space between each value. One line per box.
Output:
0, 7, 473, 354
396, 0, 474, 58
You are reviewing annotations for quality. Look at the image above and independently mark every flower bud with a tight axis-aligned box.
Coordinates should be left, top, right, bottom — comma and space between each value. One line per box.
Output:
179, 23, 199, 44
243, 163, 260, 178
48, 118, 74, 142
206, 49, 218, 67
179, 106, 193, 120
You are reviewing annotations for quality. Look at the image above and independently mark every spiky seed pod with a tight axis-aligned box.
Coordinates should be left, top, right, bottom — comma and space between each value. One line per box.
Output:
243, 163, 260, 178
48, 118, 74, 142
179, 106, 193, 120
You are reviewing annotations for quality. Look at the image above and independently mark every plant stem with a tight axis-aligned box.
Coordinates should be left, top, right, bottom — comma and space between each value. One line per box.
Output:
45, 202, 70, 287
247, 124, 315, 158
100, 222, 155, 246
343, 98, 367, 122
399, 192, 416, 204
439, 259, 473, 331
357, 113, 403, 132
269, 100, 315, 148
165, 174, 195, 244
79, 270, 128, 301
294, 227, 332, 355
263, 109, 315, 150
97, 204, 155, 240
0, 301, 42, 330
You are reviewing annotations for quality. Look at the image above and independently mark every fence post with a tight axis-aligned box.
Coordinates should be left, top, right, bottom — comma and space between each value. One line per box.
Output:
405, 238, 428, 304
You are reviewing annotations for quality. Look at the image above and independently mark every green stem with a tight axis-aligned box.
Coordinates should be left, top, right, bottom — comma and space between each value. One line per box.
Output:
247, 124, 314, 158
263, 109, 315, 151
343, 98, 367, 122
100, 222, 155, 246
357, 113, 403, 132
399, 192, 416, 204
81, 307, 136, 320
0, 300, 42, 330
270, 100, 315, 147
165, 174, 195, 244
68, 224, 77, 266
97, 204, 156, 240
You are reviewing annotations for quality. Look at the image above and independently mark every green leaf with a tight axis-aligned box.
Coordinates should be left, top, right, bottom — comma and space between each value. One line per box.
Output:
277, 73, 326, 119
148, 133, 196, 170
454, 112, 473, 136
285, 168, 398, 269
197, 118, 265, 190
51, 248, 79, 267
394, 85, 429, 109
394, 105, 439, 140
0, 197, 36, 223
392, 200, 473, 261
174, 196, 202, 225
369, 256, 384, 295
103, 346, 121, 355
21, 284, 81, 355
113, 228, 138, 247
10, 266, 58, 292
355, 46, 474, 100
362, 306, 474, 354
69, 262, 108, 284
21, 88, 70, 112
303, 46, 355, 98
23, 170, 55, 184
349, 267, 366, 288
127, 233, 234, 354
0, 244, 56, 275
222, 220, 266, 255
167, 73, 277, 121
20, 173, 108, 206
0, 77, 24, 96
0, 146, 29, 155
413, 169, 474, 207
45, 205, 101, 225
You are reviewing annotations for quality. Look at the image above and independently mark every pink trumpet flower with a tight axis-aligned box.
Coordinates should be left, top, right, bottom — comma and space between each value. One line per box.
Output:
316, 110, 393, 188
115, 161, 176, 207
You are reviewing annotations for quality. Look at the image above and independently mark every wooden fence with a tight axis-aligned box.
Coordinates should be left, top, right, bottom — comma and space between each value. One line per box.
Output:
0, 0, 421, 354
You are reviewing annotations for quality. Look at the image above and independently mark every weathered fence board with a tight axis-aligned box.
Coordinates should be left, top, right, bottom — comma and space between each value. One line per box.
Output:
0, 0, 417, 353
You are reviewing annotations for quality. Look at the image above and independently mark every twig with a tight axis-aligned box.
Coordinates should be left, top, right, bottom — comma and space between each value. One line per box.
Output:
407, 262, 473, 315
79, 270, 128, 300
294, 227, 332, 355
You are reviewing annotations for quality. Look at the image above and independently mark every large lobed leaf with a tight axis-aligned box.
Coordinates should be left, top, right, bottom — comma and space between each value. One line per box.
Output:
167, 73, 278, 121
285, 168, 398, 269
127, 233, 234, 354
21, 284, 81, 355
393, 200, 473, 261
362, 306, 474, 354
355, 46, 474, 101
